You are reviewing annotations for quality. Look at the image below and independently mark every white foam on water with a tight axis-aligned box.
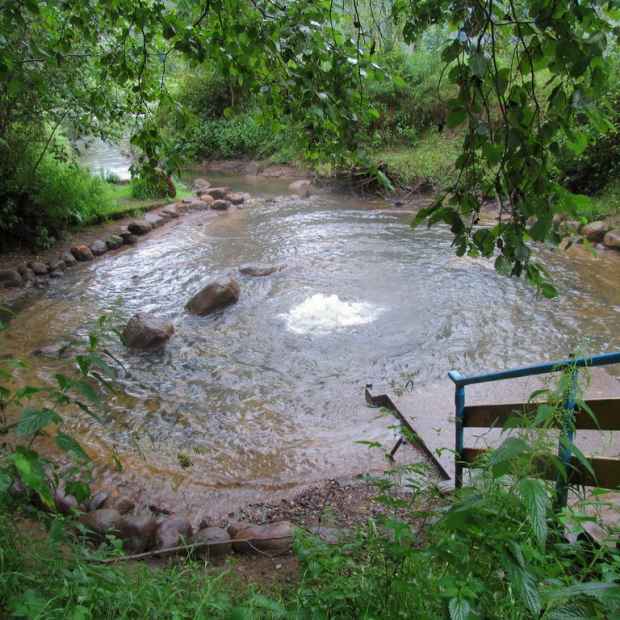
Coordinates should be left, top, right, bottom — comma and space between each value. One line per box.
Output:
282, 293, 382, 335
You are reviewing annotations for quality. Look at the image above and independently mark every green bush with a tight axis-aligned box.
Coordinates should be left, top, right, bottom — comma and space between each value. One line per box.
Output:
365, 47, 455, 147
0, 129, 116, 250
183, 112, 289, 161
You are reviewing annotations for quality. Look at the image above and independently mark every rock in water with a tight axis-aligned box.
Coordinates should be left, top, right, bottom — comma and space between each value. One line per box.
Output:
603, 230, 620, 250
211, 199, 231, 211
0, 269, 23, 288
156, 518, 193, 555
226, 192, 246, 205
71, 245, 94, 262
200, 186, 231, 200
580, 221, 609, 242
161, 204, 180, 218
119, 514, 158, 553
90, 240, 107, 256
63, 252, 77, 267
128, 220, 152, 235
289, 179, 312, 197
29, 261, 49, 275
239, 264, 283, 277
122, 313, 174, 351
144, 213, 165, 228
192, 178, 211, 192
186, 278, 240, 316
231, 521, 293, 554
193, 527, 232, 559
106, 235, 124, 250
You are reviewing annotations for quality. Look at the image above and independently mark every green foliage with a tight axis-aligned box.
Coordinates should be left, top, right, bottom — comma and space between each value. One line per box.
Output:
182, 112, 288, 161
404, 0, 618, 295
0, 317, 117, 509
365, 46, 454, 146
371, 130, 463, 188
0, 506, 276, 619
0, 129, 116, 249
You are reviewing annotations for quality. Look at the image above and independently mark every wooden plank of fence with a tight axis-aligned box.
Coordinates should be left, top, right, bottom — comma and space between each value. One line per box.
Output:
461, 448, 620, 490
463, 398, 620, 430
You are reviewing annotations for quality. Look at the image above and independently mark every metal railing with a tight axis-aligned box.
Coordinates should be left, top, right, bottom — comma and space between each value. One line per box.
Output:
448, 351, 620, 506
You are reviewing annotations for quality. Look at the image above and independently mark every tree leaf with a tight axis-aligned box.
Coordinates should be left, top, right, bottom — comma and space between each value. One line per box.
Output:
518, 478, 550, 547
55, 432, 89, 462
449, 597, 471, 620
10, 447, 52, 507
16, 407, 62, 436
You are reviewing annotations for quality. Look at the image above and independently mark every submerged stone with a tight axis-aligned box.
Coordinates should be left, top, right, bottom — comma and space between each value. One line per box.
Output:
186, 278, 240, 316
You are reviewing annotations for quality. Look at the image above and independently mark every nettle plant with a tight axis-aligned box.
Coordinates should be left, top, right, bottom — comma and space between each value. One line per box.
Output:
0, 317, 118, 509
293, 367, 620, 619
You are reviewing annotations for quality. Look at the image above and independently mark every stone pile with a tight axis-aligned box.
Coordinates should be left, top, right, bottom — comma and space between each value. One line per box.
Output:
554, 216, 620, 252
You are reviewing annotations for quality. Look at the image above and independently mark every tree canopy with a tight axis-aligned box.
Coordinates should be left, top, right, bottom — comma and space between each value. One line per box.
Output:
1, 0, 619, 291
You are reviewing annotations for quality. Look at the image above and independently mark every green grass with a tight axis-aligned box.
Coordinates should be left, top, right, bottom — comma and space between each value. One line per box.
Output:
84, 181, 192, 224
587, 180, 620, 223
0, 506, 283, 619
369, 130, 462, 188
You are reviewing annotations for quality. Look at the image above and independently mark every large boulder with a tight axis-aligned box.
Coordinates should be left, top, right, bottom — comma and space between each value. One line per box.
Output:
122, 313, 174, 352
128, 220, 152, 236
289, 179, 312, 198
230, 521, 293, 554
193, 527, 232, 559
0, 269, 22, 288
603, 230, 620, 250
118, 514, 158, 553
79, 509, 123, 539
239, 264, 283, 277
581, 220, 609, 242
186, 278, 240, 316
71, 245, 94, 262
156, 517, 193, 555
90, 240, 107, 256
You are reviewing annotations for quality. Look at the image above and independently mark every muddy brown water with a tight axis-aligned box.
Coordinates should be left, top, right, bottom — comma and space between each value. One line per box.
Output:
1, 173, 619, 519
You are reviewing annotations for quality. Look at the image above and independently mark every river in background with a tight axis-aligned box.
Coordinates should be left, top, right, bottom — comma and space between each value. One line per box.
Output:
0, 144, 618, 517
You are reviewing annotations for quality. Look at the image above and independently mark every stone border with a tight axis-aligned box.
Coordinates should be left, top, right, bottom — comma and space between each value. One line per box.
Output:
0, 183, 254, 292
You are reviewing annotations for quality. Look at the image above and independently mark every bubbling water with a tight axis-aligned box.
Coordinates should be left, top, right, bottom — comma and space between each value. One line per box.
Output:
282, 293, 383, 335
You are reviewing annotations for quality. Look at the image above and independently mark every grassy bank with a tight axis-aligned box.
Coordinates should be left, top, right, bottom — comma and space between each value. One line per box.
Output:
90, 181, 193, 224
368, 130, 462, 189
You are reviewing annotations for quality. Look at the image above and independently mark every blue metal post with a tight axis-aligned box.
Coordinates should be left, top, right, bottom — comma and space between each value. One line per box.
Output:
455, 384, 465, 488
556, 369, 578, 509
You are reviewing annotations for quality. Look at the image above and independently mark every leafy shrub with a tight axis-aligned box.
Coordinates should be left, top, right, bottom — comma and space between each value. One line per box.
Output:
183, 112, 289, 161
0, 128, 116, 249
557, 52, 620, 195
365, 47, 455, 146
